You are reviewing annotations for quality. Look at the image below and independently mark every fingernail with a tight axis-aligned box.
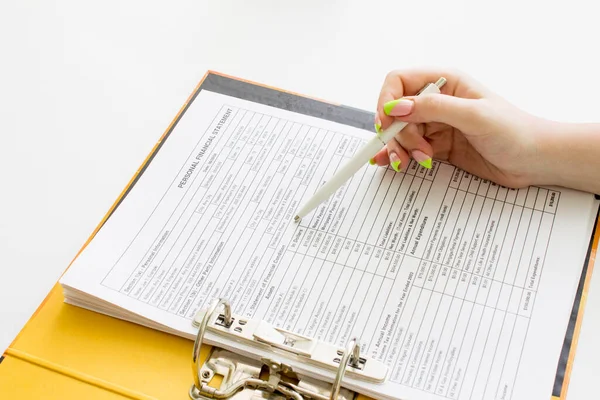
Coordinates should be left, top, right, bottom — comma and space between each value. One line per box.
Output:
412, 150, 432, 169
369, 158, 376, 165
374, 114, 382, 134
390, 152, 401, 172
374, 122, 382, 134
383, 99, 414, 116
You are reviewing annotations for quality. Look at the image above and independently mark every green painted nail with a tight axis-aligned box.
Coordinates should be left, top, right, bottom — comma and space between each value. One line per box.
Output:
391, 160, 401, 172
419, 158, 432, 169
374, 122, 382, 134
383, 100, 399, 116
384, 98, 414, 116
412, 150, 432, 169
369, 158, 376, 165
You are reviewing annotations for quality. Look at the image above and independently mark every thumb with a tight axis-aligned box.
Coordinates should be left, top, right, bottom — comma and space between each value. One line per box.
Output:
385, 93, 486, 133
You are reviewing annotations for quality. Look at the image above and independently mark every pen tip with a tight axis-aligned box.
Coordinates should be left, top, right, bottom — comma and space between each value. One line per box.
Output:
294, 215, 301, 222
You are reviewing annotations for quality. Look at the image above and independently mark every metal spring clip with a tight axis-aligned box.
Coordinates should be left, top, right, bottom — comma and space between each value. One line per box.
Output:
189, 298, 387, 400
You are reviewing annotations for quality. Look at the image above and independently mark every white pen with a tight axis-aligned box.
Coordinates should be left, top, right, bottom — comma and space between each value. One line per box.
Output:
294, 77, 446, 222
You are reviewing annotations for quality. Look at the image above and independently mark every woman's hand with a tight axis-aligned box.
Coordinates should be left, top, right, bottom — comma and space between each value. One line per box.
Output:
371, 68, 552, 189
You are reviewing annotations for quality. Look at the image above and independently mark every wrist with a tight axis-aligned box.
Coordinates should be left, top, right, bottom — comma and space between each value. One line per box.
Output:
535, 119, 600, 194
531, 119, 566, 186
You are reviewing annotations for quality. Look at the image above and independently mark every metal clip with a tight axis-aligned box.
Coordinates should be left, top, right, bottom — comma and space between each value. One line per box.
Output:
189, 348, 355, 400
192, 299, 387, 383
189, 298, 382, 400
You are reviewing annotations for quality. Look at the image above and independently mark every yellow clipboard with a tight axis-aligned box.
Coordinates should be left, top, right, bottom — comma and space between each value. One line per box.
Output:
1, 71, 597, 400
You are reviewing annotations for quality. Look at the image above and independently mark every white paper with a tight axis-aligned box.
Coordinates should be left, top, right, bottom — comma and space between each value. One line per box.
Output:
60, 89, 599, 400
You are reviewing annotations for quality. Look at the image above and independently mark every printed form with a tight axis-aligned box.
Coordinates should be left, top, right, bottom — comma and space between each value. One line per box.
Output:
61, 89, 599, 400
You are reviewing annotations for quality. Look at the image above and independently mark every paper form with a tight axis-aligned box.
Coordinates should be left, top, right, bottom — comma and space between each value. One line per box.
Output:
61, 89, 599, 400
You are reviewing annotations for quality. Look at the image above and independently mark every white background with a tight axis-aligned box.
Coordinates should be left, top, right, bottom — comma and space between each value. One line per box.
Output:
0, 0, 598, 398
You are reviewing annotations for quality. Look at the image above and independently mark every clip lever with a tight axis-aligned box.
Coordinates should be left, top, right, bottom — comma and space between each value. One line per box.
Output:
191, 298, 388, 386
189, 298, 370, 400
253, 320, 317, 357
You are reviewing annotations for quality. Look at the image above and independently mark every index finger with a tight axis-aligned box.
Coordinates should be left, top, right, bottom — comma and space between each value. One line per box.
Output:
376, 68, 460, 130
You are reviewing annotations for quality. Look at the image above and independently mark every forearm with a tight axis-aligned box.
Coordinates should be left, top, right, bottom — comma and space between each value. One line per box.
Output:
538, 121, 600, 194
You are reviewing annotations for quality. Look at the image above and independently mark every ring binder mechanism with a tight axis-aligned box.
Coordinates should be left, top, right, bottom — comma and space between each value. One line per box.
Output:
189, 298, 388, 400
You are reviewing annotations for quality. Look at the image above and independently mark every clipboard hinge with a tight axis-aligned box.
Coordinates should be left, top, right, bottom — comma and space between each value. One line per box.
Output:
189, 348, 355, 400
189, 298, 389, 400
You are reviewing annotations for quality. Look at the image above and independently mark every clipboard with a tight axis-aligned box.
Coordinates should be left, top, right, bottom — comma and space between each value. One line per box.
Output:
1, 71, 598, 400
